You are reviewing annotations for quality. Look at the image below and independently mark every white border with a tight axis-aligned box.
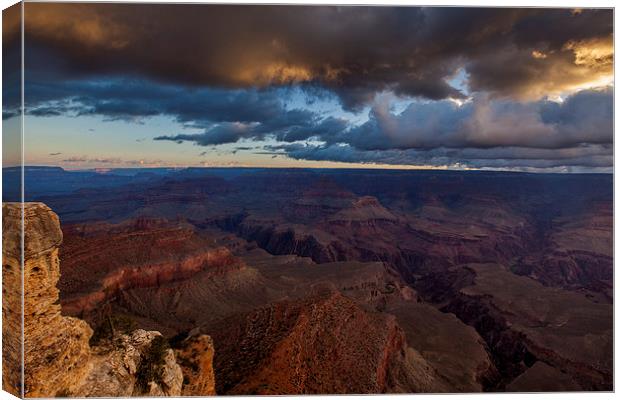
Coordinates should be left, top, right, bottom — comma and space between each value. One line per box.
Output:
0, 1, 616, 400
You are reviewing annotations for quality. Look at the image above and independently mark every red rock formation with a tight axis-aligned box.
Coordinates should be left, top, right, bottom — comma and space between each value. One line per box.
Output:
1, 203, 194, 397
442, 263, 612, 391
513, 201, 613, 299
59, 219, 244, 316
30, 169, 611, 393
211, 290, 448, 394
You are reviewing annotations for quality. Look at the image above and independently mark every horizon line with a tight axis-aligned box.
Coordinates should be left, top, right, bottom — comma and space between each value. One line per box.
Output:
2, 164, 613, 175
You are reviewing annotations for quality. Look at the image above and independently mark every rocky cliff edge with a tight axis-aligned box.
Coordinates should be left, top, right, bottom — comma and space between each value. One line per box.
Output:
2, 203, 216, 397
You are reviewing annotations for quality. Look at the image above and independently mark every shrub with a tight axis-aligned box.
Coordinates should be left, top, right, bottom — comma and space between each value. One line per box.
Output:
55, 389, 72, 397
89, 314, 137, 346
168, 330, 190, 349
135, 335, 170, 392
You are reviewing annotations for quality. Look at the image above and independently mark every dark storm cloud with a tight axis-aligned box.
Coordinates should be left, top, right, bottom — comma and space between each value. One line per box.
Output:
540, 87, 613, 133
2, 110, 19, 120
272, 116, 350, 143
2, 4, 21, 120
12, 76, 351, 146
155, 123, 255, 146
257, 88, 613, 169
21, 79, 282, 123
18, 4, 613, 108
267, 142, 612, 170
335, 88, 612, 151
17, 78, 337, 144
155, 114, 350, 146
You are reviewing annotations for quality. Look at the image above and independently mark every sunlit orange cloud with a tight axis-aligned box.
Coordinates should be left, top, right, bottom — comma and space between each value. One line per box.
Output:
2, 3, 20, 44
561, 36, 614, 97
24, 3, 130, 50
510, 36, 613, 101
234, 62, 314, 86
564, 36, 613, 69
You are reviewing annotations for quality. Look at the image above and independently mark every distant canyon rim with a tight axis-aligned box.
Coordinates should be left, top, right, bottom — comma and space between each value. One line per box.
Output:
2, 167, 613, 394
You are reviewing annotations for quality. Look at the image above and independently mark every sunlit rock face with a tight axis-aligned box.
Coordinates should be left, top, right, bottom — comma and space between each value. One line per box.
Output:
175, 334, 217, 396
3, 203, 24, 396
1, 203, 201, 398
209, 289, 453, 395
78, 329, 184, 397
3, 203, 93, 397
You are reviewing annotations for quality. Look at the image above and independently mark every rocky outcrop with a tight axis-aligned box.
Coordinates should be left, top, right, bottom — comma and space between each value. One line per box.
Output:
211, 289, 449, 394
174, 334, 217, 396
231, 222, 341, 263
435, 263, 612, 391
2, 203, 24, 396
3, 202, 93, 397
78, 329, 183, 397
2, 203, 207, 398
510, 203, 613, 299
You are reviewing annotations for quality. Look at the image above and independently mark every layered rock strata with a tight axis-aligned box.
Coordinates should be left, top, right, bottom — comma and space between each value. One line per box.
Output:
3, 203, 24, 396
59, 220, 241, 317
2, 203, 212, 397
3, 202, 92, 397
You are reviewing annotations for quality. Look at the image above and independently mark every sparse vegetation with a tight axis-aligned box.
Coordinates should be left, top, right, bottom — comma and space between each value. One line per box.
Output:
168, 330, 190, 349
136, 335, 171, 392
382, 282, 396, 294
178, 356, 200, 374
89, 314, 137, 346
55, 389, 72, 398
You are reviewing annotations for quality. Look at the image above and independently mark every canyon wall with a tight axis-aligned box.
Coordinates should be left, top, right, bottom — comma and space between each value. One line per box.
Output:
3, 203, 94, 396
2, 203, 214, 397
3, 203, 24, 396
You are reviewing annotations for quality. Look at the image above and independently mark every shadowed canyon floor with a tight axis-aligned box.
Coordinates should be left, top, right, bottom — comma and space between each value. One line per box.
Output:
4, 167, 612, 394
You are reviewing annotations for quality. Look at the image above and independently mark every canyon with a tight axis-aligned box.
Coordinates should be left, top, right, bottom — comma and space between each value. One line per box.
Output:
2, 167, 613, 394
2, 203, 216, 397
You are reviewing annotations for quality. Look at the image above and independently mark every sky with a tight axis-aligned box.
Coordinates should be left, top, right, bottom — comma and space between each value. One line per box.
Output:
2, 4, 614, 172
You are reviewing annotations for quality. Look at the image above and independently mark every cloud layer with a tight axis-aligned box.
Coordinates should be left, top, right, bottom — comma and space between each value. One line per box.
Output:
14, 5, 613, 108
340, 89, 612, 151
4, 5, 614, 171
